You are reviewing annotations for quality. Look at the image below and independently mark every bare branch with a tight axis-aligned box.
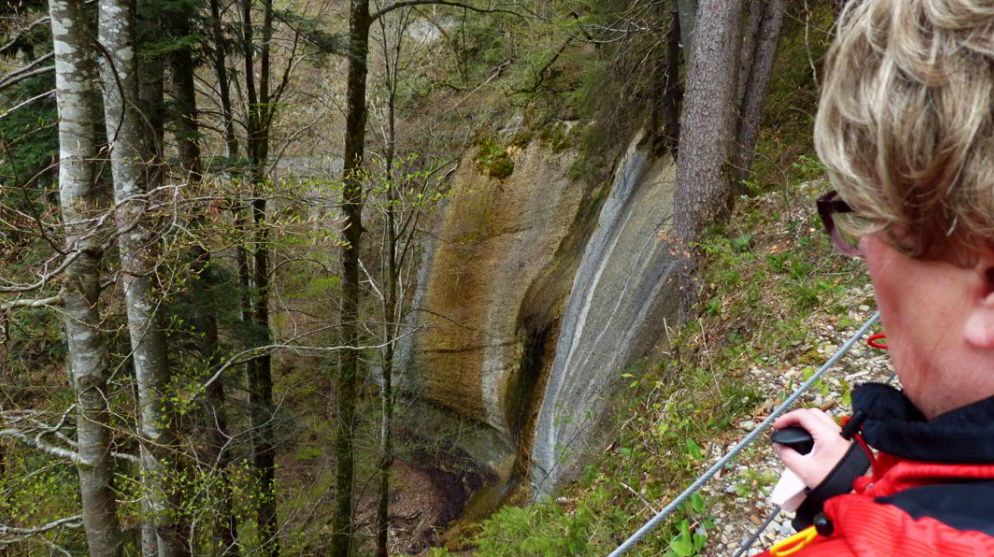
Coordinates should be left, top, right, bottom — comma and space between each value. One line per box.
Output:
0, 428, 82, 465
0, 65, 55, 94
0, 52, 55, 92
0, 515, 83, 537
201, 327, 422, 391
0, 295, 62, 311
0, 89, 54, 122
372, 0, 525, 22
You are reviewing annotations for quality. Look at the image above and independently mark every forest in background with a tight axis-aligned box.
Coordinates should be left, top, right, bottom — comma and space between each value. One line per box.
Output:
0, 0, 840, 556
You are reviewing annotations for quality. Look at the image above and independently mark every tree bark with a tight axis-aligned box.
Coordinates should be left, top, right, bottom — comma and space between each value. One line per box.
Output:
240, 1, 278, 555
47, 1, 122, 556
137, 39, 165, 190
673, 0, 744, 238
737, 0, 764, 108
653, 4, 683, 152
170, 23, 201, 181
209, 0, 238, 159
374, 15, 404, 555
332, 1, 370, 556
98, 2, 188, 557
733, 0, 785, 189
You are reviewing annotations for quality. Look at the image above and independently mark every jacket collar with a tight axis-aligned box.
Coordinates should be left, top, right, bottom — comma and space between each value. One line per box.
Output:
853, 383, 994, 463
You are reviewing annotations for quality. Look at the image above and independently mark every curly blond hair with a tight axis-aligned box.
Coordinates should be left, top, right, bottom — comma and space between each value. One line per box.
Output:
815, 0, 994, 262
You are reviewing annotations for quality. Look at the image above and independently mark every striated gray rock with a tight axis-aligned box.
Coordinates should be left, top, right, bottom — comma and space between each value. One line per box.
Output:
531, 136, 680, 494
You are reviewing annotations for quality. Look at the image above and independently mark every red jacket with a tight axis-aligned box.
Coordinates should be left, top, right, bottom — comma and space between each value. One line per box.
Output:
758, 385, 994, 556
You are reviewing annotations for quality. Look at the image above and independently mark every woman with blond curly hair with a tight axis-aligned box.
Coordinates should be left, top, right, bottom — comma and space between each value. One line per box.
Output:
760, 0, 994, 555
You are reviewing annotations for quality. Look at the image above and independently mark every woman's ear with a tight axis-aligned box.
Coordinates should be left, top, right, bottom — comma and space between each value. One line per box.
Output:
964, 264, 994, 348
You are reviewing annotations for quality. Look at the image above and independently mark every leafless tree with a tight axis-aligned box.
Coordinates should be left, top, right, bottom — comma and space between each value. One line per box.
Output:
47, 1, 123, 556
99, 1, 188, 555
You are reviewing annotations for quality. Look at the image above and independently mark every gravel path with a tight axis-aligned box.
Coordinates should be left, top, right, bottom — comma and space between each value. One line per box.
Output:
700, 284, 895, 557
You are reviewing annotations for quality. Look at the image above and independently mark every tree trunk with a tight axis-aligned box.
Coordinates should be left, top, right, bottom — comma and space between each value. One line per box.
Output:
654, 5, 683, 152
332, 1, 370, 556
737, 0, 764, 108
137, 40, 165, 190
209, 0, 238, 159
249, 197, 277, 557
733, 0, 785, 189
98, 2, 188, 557
171, 36, 201, 180
375, 204, 397, 557
673, 0, 744, 239
47, 1, 122, 556
375, 28, 401, 554
240, 0, 279, 554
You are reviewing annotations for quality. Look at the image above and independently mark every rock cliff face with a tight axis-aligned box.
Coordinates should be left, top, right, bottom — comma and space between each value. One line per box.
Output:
400, 133, 680, 503
531, 138, 679, 493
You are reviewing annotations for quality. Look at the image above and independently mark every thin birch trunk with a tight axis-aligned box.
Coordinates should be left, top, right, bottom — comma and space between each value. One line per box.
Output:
98, 2, 187, 556
48, 1, 122, 556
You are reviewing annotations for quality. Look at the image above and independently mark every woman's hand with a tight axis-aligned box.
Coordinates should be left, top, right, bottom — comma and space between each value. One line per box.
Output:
772, 408, 852, 489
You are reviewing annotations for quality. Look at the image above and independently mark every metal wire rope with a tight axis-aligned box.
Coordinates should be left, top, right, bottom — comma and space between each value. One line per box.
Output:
605, 312, 881, 557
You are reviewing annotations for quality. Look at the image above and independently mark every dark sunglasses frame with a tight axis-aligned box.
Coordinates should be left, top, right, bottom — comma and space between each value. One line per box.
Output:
816, 190, 862, 255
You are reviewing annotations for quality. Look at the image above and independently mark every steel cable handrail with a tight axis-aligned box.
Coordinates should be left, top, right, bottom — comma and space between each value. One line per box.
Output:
606, 312, 881, 557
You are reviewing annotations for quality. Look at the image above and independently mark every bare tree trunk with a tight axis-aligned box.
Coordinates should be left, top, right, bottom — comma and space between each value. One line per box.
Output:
209, 0, 238, 159
653, 4, 683, 152
375, 205, 397, 557
47, 2, 122, 556
134, 36, 167, 557
373, 13, 405, 557
171, 31, 201, 181
733, 0, 785, 188
98, 3, 188, 557
673, 0, 744, 236
137, 30, 165, 192
240, 0, 278, 554
738, 0, 764, 108
249, 197, 277, 557
204, 382, 238, 557
332, 1, 370, 556
375, 24, 401, 557
137, 47, 164, 557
